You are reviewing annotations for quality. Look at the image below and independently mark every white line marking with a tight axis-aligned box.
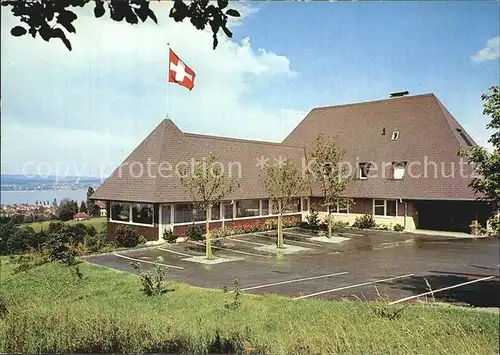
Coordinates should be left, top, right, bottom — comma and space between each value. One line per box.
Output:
229, 238, 268, 246
261, 232, 323, 247
112, 253, 184, 270
241, 272, 349, 291
190, 241, 268, 258
294, 274, 414, 300
157, 247, 193, 257
389, 275, 497, 305
342, 232, 364, 237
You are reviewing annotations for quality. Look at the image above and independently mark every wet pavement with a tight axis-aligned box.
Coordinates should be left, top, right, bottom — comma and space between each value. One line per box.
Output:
82, 228, 500, 307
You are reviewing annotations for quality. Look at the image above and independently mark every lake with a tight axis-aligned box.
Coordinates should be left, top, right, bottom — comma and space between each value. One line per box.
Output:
0, 189, 88, 205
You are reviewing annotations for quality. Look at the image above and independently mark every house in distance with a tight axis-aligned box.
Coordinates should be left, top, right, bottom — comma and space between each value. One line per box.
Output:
91, 93, 492, 242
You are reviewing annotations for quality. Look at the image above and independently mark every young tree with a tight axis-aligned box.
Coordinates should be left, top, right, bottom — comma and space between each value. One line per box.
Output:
57, 198, 78, 221
179, 152, 238, 260
261, 159, 309, 248
3, 0, 241, 51
79, 201, 88, 214
86, 186, 97, 217
309, 133, 351, 238
460, 85, 500, 233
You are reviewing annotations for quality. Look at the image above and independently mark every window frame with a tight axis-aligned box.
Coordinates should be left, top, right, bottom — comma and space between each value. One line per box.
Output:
236, 199, 260, 218
391, 131, 400, 141
109, 201, 154, 227
373, 199, 398, 217
392, 161, 407, 180
358, 162, 371, 180
329, 199, 350, 214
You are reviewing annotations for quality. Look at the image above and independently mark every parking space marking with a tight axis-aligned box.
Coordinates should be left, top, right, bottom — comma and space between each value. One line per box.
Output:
241, 271, 349, 292
190, 241, 268, 258
294, 273, 414, 300
389, 275, 497, 305
341, 232, 364, 237
112, 253, 185, 270
157, 247, 194, 257
229, 237, 268, 246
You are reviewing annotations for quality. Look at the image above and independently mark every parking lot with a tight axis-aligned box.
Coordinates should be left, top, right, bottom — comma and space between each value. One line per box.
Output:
83, 228, 500, 307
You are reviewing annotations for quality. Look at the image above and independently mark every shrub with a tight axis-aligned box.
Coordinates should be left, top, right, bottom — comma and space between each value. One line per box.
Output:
162, 229, 178, 243
5, 226, 36, 253
84, 231, 108, 253
130, 260, 171, 296
115, 225, 141, 248
263, 219, 279, 230
375, 223, 389, 231
352, 214, 376, 229
393, 224, 405, 232
185, 224, 204, 241
305, 209, 320, 229
332, 220, 350, 229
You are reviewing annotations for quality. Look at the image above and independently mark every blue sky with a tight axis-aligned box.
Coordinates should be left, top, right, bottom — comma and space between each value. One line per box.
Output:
1, 1, 499, 177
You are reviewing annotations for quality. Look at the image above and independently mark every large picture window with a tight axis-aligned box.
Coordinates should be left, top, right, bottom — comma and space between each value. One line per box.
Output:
283, 198, 301, 213
329, 199, 349, 214
236, 200, 260, 218
223, 201, 234, 220
132, 203, 153, 225
211, 203, 220, 220
175, 204, 205, 223
261, 200, 269, 216
374, 199, 397, 217
111, 202, 130, 222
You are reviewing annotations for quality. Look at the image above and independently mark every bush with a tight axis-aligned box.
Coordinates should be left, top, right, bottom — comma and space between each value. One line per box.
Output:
375, 223, 389, 231
332, 220, 350, 229
130, 260, 171, 296
84, 231, 108, 253
185, 224, 204, 241
352, 214, 376, 229
305, 209, 320, 229
115, 225, 142, 248
162, 229, 178, 244
393, 224, 405, 232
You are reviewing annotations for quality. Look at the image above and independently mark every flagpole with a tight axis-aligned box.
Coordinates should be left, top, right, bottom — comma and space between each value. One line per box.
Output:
166, 41, 171, 120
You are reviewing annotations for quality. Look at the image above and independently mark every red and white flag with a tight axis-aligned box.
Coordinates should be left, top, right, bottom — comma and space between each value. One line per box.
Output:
168, 48, 195, 91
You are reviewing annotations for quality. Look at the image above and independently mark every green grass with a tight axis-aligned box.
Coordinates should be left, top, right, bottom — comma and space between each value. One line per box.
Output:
0, 258, 498, 354
25, 217, 107, 232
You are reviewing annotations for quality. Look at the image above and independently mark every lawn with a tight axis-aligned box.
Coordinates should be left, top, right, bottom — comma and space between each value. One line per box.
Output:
0, 258, 498, 354
26, 217, 107, 232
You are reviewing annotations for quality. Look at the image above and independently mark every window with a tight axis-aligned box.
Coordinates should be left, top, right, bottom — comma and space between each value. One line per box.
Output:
236, 200, 260, 218
111, 202, 130, 222
132, 203, 153, 224
391, 131, 400, 140
283, 198, 301, 213
261, 200, 269, 215
211, 203, 220, 220
175, 204, 205, 223
359, 162, 371, 179
223, 201, 234, 220
329, 199, 349, 214
374, 199, 397, 217
393, 161, 407, 180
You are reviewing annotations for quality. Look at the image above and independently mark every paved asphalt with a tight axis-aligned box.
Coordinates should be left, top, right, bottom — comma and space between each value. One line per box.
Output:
83, 228, 500, 307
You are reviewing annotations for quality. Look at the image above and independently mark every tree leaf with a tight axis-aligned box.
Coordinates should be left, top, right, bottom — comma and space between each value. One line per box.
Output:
217, 0, 228, 9
226, 9, 240, 17
51, 28, 72, 51
147, 9, 158, 24
10, 25, 26, 37
221, 24, 232, 38
94, 3, 105, 18
60, 21, 76, 33
212, 33, 218, 50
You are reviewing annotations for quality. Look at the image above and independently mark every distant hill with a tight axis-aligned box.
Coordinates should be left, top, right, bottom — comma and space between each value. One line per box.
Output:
1, 174, 103, 185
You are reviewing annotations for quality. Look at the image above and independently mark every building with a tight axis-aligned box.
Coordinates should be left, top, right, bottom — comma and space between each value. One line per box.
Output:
91, 93, 491, 241
73, 212, 89, 221
95, 201, 108, 217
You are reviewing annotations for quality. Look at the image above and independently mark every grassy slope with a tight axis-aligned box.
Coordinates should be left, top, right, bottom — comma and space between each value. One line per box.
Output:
26, 217, 107, 232
0, 258, 498, 354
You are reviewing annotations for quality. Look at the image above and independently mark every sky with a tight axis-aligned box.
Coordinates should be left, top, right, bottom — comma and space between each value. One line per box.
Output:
1, 1, 499, 178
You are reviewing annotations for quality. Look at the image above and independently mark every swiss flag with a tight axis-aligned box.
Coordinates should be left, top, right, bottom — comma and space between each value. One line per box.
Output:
168, 49, 196, 91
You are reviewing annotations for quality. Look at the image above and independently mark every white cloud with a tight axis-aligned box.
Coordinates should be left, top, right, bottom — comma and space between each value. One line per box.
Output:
471, 36, 500, 62
1, 3, 304, 177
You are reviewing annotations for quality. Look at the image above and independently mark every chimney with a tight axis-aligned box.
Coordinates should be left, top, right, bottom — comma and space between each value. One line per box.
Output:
390, 91, 409, 98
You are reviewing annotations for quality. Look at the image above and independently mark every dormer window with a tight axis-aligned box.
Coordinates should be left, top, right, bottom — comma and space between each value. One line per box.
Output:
359, 162, 371, 179
391, 131, 400, 141
392, 161, 407, 180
